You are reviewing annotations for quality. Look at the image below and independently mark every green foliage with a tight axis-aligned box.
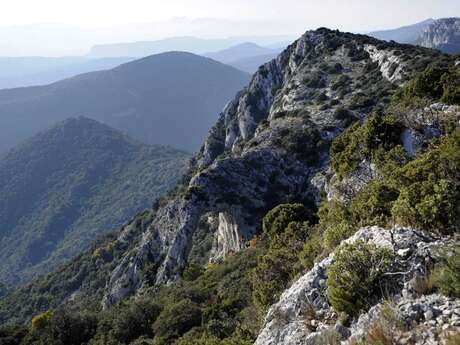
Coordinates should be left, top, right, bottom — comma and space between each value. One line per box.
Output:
327, 241, 393, 316
317, 200, 355, 250
31, 310, 53, 331
331, 114, 404, 179
262, 204, 309, 240
324, 222, 355, 251
152, 299, 202, 344
97, 299, 161, 344
0, 325, 28, 345
0, 117, 189, 286
351, 180, 399, 227
1, 246, 263, 345
275, 124, 327, 164
42, 309, 97, 345
299, 229, 323, 270
252, 247, 297, 311
431, 246, 460, 297
397, 65, 460, 105
182, 263, 205, 281
253, 204, 312, 311
390, 131, 460, 234
330, 112, 460, 236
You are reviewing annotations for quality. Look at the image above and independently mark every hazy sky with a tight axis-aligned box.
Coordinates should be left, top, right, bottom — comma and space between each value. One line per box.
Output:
0, 0, 458, 56
2, 0, 459, 31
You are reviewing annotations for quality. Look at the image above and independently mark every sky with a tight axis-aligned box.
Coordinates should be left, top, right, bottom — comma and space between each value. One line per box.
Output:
0, 0, 458, 56
1, 0, 458, 30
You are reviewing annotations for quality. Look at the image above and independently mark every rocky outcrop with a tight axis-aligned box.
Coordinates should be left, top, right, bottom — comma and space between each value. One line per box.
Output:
416, 17, 460, 54
254, 226, 458, 345
209, 209, 247, 262
100, 29, 445, 307
349, 294, 460, 345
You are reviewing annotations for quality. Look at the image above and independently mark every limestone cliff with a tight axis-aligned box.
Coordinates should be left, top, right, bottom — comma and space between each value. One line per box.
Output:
416, 17, 460, 54
101, 29, 441, 307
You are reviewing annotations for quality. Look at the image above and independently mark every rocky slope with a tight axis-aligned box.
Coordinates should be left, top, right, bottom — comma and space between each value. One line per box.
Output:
416, 18, 460, 54
255, 226, 460, 345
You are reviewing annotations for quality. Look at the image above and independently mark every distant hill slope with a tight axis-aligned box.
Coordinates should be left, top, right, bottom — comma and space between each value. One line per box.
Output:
0, 57, 134, 89
0, 52, 250, 154
415, 17, 460, 54
204, 42, 279, 64
0, 116, 189, 286
368, 18, 435, 43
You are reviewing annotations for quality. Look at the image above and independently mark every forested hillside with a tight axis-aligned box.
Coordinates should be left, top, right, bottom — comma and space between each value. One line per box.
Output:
0, 117, 189, 286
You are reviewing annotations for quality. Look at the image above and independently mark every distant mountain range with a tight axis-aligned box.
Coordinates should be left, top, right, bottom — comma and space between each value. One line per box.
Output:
228, 53, 280, 73
0, 116, 189, 286
204, 42, 280, 63
204, 42, 284, 73
0, 52, 250, 154
86, 36, 287, 58
0, 19, 297, 56
0, 40, 284, 90
0, 56, 134, 89
369, 17, 460, 54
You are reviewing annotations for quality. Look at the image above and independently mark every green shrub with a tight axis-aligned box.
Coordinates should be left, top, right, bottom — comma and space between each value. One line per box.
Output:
390, 130, 460, 234
350, 180, 399, 227
252, 221, 309, 310
330, 114, 403, 179
299, 228, 324, 269
252, 246, 297, 311
253, 205, 313, 311
431, 246, 460, 297
396, 65, 460, 105
48, 309, 97, 345
182, 263, 205, 281
327, 241, 393, 316
99, 299, 160, 344
324, 221, 355, 250
152, 299, 202, 344
31, 310, 53, 331
262, 204, 309, 240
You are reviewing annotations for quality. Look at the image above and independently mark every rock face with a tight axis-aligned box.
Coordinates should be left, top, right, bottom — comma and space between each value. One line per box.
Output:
100, 28, 442, 307
416, 17, 460, 54
254, 226, 458, 345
